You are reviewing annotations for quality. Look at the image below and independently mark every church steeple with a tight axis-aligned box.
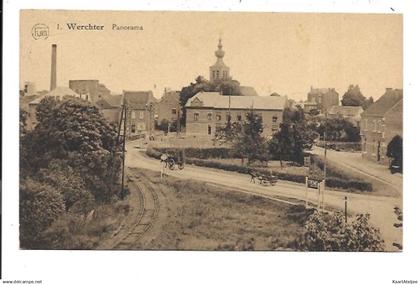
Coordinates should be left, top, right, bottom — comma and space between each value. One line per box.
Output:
209, 37, 230, 83
215, 38, 225, 61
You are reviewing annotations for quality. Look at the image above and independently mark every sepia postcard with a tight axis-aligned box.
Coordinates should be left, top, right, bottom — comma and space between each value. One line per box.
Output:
19, 10, 403, 253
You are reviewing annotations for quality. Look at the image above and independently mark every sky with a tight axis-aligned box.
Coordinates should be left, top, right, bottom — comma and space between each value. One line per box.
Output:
20, 11, 402, 101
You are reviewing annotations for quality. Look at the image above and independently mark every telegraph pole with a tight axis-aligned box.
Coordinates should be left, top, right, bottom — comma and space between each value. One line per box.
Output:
120, 104, 127, 198
322, 113, 328, 212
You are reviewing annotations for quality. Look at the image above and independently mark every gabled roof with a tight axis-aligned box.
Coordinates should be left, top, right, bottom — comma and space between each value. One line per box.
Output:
185, 91, 286, 110
239, 86, 258, 96
328, 105, 363, 116
362, 89, 403, 117
29, 87, 79, 105
123, 90, 155, 109
96, 95, 122, 109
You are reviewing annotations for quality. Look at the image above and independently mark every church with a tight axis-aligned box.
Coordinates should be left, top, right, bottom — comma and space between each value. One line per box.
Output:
185, 39, 287, 138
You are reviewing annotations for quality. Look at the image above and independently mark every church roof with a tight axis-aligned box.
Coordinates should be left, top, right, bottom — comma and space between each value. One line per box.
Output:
185, 91, 286, 110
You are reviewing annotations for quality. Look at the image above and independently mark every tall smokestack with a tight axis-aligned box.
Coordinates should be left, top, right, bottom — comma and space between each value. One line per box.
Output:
50, 44, 57, 91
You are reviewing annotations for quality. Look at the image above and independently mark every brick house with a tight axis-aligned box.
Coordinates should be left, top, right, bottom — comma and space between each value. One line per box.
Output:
185, 91, 287, 138
123, 90, 157, 138
156, 90, 181, 128
307, 86, 339, 113
360, 88, 403, 165
327, 105, 364, 127
95, 95, 122, 125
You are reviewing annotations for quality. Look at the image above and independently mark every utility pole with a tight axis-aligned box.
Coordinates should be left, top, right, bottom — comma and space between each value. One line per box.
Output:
344, 196, 348, 223
322, 113, 328, 212
176, 103, 180, 137
120, 104, 127, 198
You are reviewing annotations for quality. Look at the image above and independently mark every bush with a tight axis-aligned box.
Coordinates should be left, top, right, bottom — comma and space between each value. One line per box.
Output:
294, 211, 385, 251
20, 178, 65, 248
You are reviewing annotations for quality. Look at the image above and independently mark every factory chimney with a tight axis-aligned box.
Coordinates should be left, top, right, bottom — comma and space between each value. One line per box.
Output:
50, 44, 57, 91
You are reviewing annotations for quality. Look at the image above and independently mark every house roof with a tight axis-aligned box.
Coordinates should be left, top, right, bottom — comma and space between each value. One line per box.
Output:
239, 86, 259, 96
362, 89, 403, 117
328, 105, 363, 116
123, 90, 155, 109
185, 91, 286, 110
29, 87, 79, 105
96, 95, 122, 109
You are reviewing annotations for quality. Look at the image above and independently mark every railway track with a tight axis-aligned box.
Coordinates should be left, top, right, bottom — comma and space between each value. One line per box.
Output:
112, 171, 160, 249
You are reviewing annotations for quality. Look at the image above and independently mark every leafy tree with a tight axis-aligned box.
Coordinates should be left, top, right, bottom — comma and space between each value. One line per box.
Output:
295, 211, 385, 251
341, 85, 373, 110
20, 178, 65, 248
38, 160, 94, 211
21, 97, 121, 201
317, 118, 360, 142
269, 107, 317, 166
231, 111, 268, 165
387, 135, 403, 173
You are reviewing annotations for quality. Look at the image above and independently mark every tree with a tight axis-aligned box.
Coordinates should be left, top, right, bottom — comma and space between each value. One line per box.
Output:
341, 85, 365, 107
317, 118, 360, 142
21, 97, 121, 201
38, 160, 94, 211
387, 135, 403, 173
20, 178, 65, 248
269, 107, 317, 166
295, 211, 385, 251
231, 111, 268, 165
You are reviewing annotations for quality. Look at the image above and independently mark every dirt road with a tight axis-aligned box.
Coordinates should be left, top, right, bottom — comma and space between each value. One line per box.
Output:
126, 141, 402, 251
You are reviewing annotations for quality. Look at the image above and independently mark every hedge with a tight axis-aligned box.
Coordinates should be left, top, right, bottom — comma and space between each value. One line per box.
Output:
146, 147, 372, 192
153, 147, 234, 159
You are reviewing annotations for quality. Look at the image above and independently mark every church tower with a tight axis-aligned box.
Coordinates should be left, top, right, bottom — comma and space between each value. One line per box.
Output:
209, 38, 230, 83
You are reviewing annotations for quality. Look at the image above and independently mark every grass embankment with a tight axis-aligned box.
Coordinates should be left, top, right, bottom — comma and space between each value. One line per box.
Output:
132, 169, 310, 251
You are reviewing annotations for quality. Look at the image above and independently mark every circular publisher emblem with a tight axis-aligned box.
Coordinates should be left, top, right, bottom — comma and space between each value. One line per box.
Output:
32, 23, 49, 40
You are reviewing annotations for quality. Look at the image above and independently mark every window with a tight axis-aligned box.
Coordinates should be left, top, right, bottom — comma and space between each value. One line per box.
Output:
272, 116, 278, 123
216, 70, 219, 78
212, 71, 215, 79
237, 115, 242, 121
171, 108, 177, 115
207, 113, 213, 120
131, 111, 136, 119
208, 125, 212, 135
139, 111, 145, 119
216, 114, 222, 121
131, 124, 136, 133
194, 113, 199, 121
